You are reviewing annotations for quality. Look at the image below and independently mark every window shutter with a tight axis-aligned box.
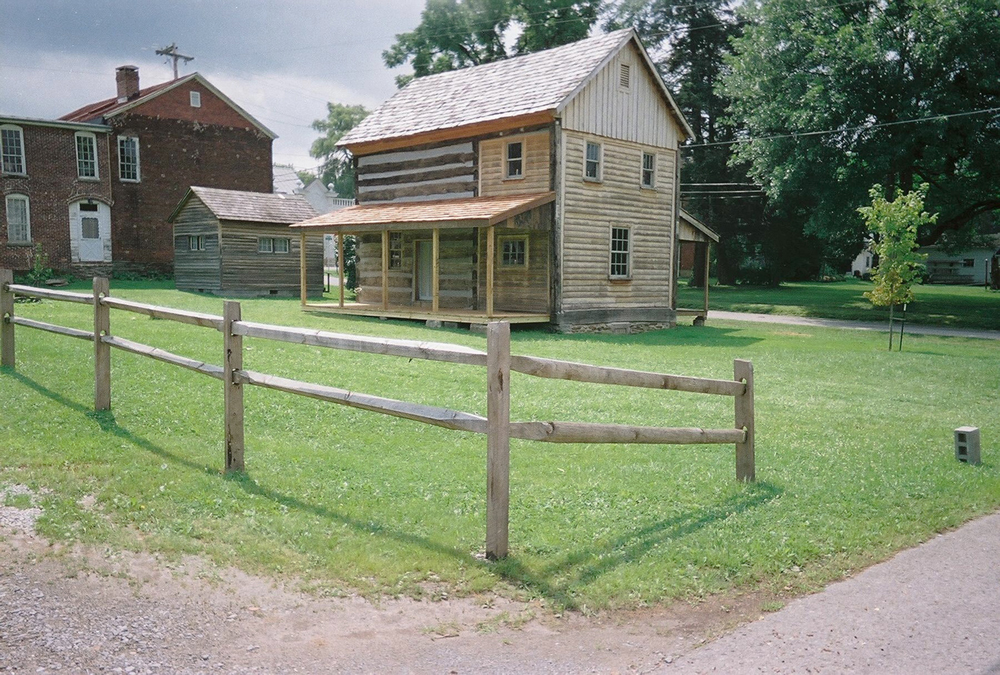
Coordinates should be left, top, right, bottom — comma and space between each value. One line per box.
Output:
619, 63, 631, 90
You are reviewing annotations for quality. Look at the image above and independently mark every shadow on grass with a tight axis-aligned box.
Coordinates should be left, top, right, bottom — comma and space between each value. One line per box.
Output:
7, 368, 780, 608
493, 481, 782, 608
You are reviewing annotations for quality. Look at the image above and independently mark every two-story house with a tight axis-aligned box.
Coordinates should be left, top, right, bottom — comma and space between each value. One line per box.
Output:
1, 66, 274, 275
291, 29, 696, 332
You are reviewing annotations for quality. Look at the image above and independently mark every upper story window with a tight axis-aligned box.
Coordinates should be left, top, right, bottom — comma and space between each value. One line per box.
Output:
388, 231, 402, 268
610, 226, 631, 279
505, 141, 523, 179
584, 141, 602, 182
5, 194, 30, 244
641, 152, 656, 188
1, 125, 26, 175
75, 132, 98, 179
118, 136, 140, 182
190, 91, 202, 108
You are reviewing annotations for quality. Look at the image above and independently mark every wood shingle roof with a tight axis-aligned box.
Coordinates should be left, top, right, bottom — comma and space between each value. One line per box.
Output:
169, 187, 318, 224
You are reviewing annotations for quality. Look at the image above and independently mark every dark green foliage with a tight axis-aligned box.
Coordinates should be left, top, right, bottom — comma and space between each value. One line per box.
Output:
309, 103, 370, 199
383, 0, 601, 87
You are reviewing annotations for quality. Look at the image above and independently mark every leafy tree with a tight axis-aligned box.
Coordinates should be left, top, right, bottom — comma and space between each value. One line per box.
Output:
861, 183, 933, 309
384, 0, 601, 87
722, 0, 1000, 271
296, 169, 317, 186
309, 103, 370, 198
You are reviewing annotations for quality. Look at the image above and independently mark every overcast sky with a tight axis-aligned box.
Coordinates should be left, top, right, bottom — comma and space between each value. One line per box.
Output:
0, 0, 427, 171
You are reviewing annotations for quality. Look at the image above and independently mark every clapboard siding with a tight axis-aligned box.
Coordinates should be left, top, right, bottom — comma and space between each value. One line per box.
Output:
356, 229, 477, 308
561, 42, 680, 150
559, 130, 676, 311
479, 130, 552, 197
173, 200, 222, 291
219, 222, 323, 294
356, 141, 477, 203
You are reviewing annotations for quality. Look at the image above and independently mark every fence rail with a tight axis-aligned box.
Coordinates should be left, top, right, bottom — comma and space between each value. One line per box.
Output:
1, 271, 755, 559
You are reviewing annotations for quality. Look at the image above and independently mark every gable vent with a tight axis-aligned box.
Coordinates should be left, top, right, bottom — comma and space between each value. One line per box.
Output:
619, 63, 631, 90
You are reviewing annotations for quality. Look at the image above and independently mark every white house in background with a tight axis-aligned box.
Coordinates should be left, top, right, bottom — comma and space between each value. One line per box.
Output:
272, 164, 304, 194
850, 240, 875, 278
922, 235, 1000, 285
272, 168, 353, 265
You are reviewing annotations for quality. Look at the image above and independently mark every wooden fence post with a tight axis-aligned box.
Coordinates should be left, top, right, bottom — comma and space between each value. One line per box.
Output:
93, 277, 111, 411
223, 301, 245, 473
734, 359, 755, 482
486, 320, 511, 559
1, 269, 13, 368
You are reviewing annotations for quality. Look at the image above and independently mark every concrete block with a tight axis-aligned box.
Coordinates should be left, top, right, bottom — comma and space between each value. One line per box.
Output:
955, 426, 981, 465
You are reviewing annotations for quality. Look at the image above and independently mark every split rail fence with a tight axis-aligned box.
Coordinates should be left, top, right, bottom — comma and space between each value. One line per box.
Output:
1, 270, 755, 559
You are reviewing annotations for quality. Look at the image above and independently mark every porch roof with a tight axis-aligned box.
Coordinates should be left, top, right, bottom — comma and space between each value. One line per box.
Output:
290, 192, 555, 233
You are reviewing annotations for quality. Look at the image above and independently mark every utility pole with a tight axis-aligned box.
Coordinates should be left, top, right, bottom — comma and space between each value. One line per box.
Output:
155, 43, 194, 79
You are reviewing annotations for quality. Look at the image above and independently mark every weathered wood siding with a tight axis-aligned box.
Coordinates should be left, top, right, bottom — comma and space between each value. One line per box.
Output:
474, 206, 553, 314
173, 199, 222, 292
219, 222, 323, 295
356, 141, 476, 203
357, 229, 476, 308
559, 130, 676, 314
560, 42, 680, 150
479, 130, 551, 196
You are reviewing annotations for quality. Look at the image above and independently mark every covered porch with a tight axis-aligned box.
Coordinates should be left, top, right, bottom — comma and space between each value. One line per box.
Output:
290, 192, 555, 325
676, 209, 721, 325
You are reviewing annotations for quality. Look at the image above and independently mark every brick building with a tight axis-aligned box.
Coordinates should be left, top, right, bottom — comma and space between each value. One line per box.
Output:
1, 66, 274, 274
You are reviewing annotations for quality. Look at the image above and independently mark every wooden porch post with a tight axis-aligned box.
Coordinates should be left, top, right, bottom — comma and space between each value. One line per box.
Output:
703, 243, 711, 316
486, 225, 495, 318
1, 269, 13, 368
299, 232, 307, 307
337, 233, 345, 308
432, 228, 440, 313
381, 230, 389, 310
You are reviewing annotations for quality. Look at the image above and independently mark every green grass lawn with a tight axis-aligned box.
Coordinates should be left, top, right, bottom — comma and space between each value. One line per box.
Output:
677, 278, 1000, 331
2, 280, 998, 612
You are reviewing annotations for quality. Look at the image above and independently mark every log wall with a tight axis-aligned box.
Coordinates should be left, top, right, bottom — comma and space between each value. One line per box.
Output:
478, 130, 552, 196
173, 199, 222, 292
218, 222, 323, 295
356, 141, 476, 203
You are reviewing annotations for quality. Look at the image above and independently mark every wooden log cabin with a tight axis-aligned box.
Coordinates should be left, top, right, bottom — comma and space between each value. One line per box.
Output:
292, 29, 699, 332
169, 186, 323, 296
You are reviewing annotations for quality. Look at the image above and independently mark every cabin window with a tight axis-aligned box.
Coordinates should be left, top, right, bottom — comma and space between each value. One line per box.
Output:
963, 258, 975, 268
506, 141, 523, 179
500, 236, 528, 267
188, 235, 205, 251
1, 125, 25, 175
585, 141, 602, 182
641, 152, 656, 188
609, 226, 631, 279
190, 91, 202, 108
389, 231, 402, 268
5, 194, 30, 244
75, 132, 99, 179
258, 237, 290, 254
619, 63, 631, 90
118, 136, 140, 182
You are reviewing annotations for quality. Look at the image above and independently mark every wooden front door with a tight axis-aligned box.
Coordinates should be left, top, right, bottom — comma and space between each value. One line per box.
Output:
415, 239, 433, 301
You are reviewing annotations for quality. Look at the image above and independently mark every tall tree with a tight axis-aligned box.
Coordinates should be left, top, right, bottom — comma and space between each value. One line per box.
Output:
723, 0, 1000, 270
384, 0, 601, 86
610, 1, 794, 285
309, 102, 370, 198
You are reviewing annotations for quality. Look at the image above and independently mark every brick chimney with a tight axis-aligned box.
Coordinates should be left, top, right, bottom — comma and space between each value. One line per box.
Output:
115, 65, 140, 103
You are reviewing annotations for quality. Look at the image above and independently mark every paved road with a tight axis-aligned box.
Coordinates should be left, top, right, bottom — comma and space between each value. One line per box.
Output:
663, 511, 1000, 675
706, 310, 1000, 340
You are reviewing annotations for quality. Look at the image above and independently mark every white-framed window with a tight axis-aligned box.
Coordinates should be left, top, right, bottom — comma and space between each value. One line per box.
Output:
75, 132, 98, 179
190, 91, 201, 108
500, 236, 528, 267
388, 231, 402, 268
5, 194, 30, 244
505, 141, 523, 179
619, 62, 631, 91
1, 125, 26, 175
188, 235, 205, 251
118, 136, 140, 182
610, 226, 631, 279
258, 237, 290, 254
584, 141, 602, 182
641, 152, 656, 188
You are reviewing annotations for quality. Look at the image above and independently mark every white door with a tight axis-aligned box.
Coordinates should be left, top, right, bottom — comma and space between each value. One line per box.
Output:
70, 201, 111, 263
415, 240, 433, 301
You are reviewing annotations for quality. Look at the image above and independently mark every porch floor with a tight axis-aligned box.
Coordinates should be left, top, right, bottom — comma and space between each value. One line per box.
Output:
304, 302, 551, 325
